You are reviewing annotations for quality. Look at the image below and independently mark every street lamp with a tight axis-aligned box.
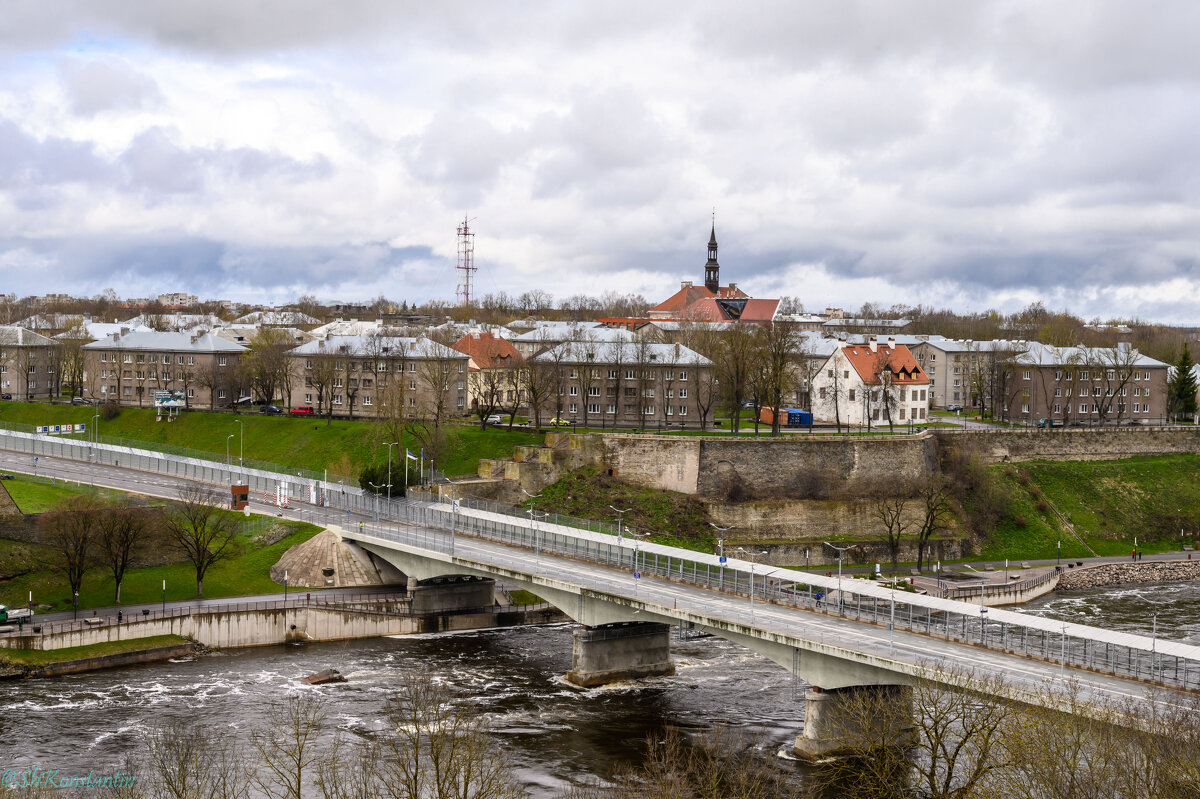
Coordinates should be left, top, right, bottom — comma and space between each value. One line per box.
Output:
367, 482, 385, 521
523, 489, 543, 564
611, 505, 632, 566
162, 579, 166, 614
284, 569, 288, 600
709, 522, 731, 589
736, 547, 770, 612
823, 541, 854, 613
234, 418, 243, 472
385, 441, 401, 504
226, 434, 234, 471
1057, 539, 1061, 567
73, 590, 79, 621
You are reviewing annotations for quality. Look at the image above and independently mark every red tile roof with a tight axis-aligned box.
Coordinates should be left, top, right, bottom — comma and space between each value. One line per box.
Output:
841, 343, 928, 385
451, 333, 524, 370
649, 283, 750, 317
740, 298, 780, 324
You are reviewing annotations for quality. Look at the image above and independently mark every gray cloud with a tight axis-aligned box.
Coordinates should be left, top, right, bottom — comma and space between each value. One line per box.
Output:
59, 56, 162, 116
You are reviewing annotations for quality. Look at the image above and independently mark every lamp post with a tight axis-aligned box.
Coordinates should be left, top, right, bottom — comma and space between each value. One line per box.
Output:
367, 482, 384, 521
612, 506, 632, 566
73, 591, 79, 621
92, 413, 100, 444
523, 489, 543, 564
226, 434, 234, 471
234, 418, 243, 473
736, 547, 769, 613
284, 570, 288, 601
162, 579, 166, 614
823, 541, 853, 613
1057, 539, 1061, 567
386, 442, 400, 505
709, 522, 730, 589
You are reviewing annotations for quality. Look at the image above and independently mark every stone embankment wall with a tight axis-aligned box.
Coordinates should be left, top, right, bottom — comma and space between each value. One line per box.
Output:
1057, 560, 1200, 589
937, 427, 1200, 464
602, 434, 937, 499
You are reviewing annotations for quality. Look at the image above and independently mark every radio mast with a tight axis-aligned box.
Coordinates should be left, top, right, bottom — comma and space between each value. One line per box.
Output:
455, 216, 477, 306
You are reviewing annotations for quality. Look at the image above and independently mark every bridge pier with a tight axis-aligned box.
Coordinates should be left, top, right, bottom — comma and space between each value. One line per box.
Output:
566, 622, 675, 687
409, 576, 496, 614
793, 685, 913, 761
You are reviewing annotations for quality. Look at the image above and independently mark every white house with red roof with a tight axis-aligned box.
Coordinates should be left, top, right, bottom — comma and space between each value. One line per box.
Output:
810, 336, 930, 428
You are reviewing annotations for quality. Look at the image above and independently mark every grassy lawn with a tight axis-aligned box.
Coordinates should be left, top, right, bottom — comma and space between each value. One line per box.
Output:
0, 519, 324, 613
978, 455, 1200, 560
0, 635, 189, 666
0, 401, 541, 479
3, 475, 128, 513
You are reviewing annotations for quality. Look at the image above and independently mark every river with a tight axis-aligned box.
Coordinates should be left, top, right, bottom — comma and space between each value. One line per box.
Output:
2, 580, 1197, 796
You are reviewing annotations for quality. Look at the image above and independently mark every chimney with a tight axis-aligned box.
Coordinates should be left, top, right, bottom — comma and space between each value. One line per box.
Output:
729, 282, 738, 292
674, 343, 681, 357
681, 280, 692, 290
868, 336, 877, 353
887, 336, 896, 350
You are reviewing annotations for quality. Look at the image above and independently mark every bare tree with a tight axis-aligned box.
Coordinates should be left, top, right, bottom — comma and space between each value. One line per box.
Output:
247, 327, 295, 405
142, 718, 249, 799
94, 501, 155, 603
249, 693, 329, 799
914, 476, 954, 573
875, 495, 910, 575
39, 495, 99, 600
163, 485, 239, 597
716, 325, 755, 435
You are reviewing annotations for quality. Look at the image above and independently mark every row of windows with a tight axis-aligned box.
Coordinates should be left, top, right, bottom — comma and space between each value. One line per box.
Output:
564, 403, 690, 416
1048, 403, 1154, 414
566, 369, 690, 381
99, 353, 206, 366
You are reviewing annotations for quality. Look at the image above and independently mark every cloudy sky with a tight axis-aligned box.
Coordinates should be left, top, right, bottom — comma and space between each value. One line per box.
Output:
3, 1, 1200, 322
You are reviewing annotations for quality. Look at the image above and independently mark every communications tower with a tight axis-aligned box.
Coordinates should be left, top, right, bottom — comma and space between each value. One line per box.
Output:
455, 216, 477, 306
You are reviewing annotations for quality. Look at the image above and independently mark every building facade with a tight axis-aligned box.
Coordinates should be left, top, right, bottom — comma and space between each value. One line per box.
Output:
810, 339, 930, 427
81, 330, 247, 408
0, 327, 59, 400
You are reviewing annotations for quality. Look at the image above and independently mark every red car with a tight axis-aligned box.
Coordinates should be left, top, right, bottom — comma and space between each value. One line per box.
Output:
290, 406, 315, 416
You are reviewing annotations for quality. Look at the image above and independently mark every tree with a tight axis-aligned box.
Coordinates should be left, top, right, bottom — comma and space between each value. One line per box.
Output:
874, 495, 910, 575
249, 693, 328, 799
410, 348, 461, 471
1170, 343, 1198, 422
308, 352, 339, 426
163, 485, 239, 597
95, 501, 155, 603
759, 323, 799, 436
247, 327, 294, 406
40, 495, 100, 601
914, 475, 954, 573
716, 325, 755, 435
143, 718, 248, 799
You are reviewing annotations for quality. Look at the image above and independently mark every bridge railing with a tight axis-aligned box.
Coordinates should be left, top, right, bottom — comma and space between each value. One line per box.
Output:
349, 506, 1200, 693
7, 426, 1199, 692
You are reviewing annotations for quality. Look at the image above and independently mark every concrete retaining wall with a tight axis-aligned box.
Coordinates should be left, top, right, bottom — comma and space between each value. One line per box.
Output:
937, 427, 1200, 463
31, 643, 197, 677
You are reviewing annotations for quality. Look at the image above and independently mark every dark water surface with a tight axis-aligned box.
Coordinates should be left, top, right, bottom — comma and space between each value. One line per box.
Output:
2, 581, 1196, 795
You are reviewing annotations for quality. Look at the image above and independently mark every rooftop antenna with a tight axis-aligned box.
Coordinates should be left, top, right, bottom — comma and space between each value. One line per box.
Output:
455, 215, 477, 306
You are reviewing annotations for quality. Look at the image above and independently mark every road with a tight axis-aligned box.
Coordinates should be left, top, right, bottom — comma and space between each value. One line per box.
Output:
2, 447, 1196, 717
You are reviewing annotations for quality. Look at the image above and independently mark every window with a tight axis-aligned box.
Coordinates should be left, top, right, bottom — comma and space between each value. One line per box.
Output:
218, 389, 227, 399
920, 389, 926, 401
643, 388, 655, 398
334, 377, 343, 388
679, 388, 687, 399
568, 403, 578, 414
819, 387, 827, 400
678, 370, 687, 381
626, 369, 636, 380
608, 369, 618, 379
827, 369, 833, 378
162, 355, 170, 365
843, 370, 849, 379
100, 353, 107, 362
410, 379, 416, 390
1054, 403, 1061, 413
178, 355, 185, 365
218, 356, 227, 366
588, 386, 601, 397
899, 407, 906, 419
1134, 403, 1141, 412
1023, 370, 1030, 380
187, 356, 194, 365
569, 386, 578, 396
665, 388, 674, 399
848, 389, 856, 401
953, 379, 961, 387
305, 394, 312, 404
363, 396, 372, 406
1021, 403, 1029, 414
457, 381, 464, 391
333, 394, 343, 405
678, 405, 688, 416
643, 404, 655, 415
569, 369, 578, 380
1143, 387, 1151, 396
911, 390, 919, 401
457, 396, 465, 408
666, 405, 673, 416
409, 397, 416, 407
588, 403, 600, 414
1055, 371, 1062, 380
606, 404, 616, 414
187, 388, 195, 398
136, 354, 144, 364
123, 354, 132, 363
1054, 388, 1062, 397
664, 370, 673, 381
1080, 370, 1089, 380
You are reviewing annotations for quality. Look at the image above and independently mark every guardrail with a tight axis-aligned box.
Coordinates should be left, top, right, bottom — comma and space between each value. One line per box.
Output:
939, 567, 1060, 600
4, 426, 1198, 692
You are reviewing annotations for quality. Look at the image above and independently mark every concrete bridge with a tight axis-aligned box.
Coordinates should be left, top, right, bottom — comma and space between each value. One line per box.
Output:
3, 433, 1199, 759
346, 498, 1200, 759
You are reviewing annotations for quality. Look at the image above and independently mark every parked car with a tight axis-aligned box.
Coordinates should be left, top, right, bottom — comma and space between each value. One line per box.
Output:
290, 406, 315, 416
945, 403, 963, 412
0, 393, 10, 400
485, 414, 504, 425
71, 396, 94, 405
547, 417, 572, 427
260, 405, 282, 415
0, 474, 13, 480
1037, 417, 1055, 428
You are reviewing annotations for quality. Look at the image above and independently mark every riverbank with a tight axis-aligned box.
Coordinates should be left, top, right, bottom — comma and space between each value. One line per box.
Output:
1056, 559, 1200, 589
0, 634, 195, 678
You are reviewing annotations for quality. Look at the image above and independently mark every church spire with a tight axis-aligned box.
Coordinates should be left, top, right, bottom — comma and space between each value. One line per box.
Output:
704, 215, 720, 293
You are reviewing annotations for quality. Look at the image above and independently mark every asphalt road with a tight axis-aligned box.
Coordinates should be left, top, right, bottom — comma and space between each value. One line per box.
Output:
2, 447, 1194, 716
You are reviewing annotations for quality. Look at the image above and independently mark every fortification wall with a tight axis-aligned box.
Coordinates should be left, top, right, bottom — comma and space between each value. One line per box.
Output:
936, 426, 1200, 463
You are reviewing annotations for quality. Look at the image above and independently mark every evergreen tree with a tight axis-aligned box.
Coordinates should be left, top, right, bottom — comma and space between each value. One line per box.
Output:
1170, 343, 1198, 421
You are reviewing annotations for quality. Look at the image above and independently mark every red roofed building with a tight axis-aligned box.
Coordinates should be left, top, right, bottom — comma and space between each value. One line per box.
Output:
645, 224, 765, 321
810, 337, 930, 428
451, 332, 526, 414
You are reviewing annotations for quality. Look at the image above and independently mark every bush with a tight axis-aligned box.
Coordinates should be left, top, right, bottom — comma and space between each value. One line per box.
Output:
99, 402, 121, 420
1036, 500, 1050, 513
1014, 515, 1028, 528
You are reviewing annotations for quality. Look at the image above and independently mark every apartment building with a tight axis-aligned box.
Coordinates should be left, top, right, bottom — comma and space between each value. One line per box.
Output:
0, 327, 60, 400
81, 330, 247, 407
286, 335, 469, 420
450, 332, 526, 413
1011, 342, 1169, 424
810, 339, 930, 427
528, 340, 714, 429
